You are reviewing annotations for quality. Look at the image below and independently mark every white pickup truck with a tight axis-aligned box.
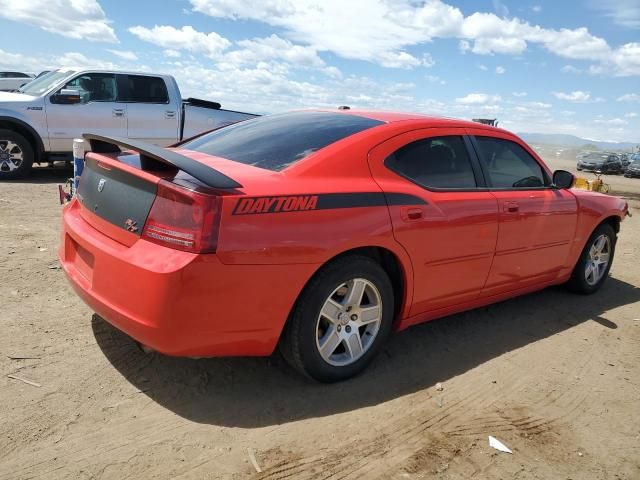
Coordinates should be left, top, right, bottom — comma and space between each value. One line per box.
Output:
0, 68, 257, 178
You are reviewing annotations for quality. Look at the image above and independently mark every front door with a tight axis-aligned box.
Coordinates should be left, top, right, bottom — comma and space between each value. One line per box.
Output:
468, 131, 578, 296
46, 72, 126, 152
368, 128, 499, 318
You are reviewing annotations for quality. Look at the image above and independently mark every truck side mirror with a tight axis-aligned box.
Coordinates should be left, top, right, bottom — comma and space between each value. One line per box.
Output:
51, 88, 83, 105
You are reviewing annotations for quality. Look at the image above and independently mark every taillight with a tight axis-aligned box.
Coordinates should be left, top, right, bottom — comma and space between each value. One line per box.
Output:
142, 180, 220, 253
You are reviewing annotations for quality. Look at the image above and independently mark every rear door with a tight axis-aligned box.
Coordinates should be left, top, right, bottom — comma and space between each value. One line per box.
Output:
46, 72, 126, 151
368, 128, 498, 318
468, 131, 578, 295
118, 74, 178, 146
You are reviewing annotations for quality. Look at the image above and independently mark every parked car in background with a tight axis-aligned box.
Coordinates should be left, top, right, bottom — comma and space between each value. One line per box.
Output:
59, 110, 629, 382
619, 153, 631, 168
0, 68, 257, 178
576, 152, 623, 174
0, 71, 35, 91
624, 153, 640, 178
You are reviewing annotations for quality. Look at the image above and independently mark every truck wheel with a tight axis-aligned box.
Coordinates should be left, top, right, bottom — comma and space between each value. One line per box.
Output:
566, 223, 616, 294
279, 255, 394, 382
0, 129, 34, 180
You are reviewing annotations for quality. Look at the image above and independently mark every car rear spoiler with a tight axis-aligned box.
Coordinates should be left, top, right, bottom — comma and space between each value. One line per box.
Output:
82, 133, 242, 189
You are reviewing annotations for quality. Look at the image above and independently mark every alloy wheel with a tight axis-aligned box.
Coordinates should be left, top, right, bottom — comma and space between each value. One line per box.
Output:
315, 278, 383, 367
585, 234, 611, 286
0, 140, 24, 172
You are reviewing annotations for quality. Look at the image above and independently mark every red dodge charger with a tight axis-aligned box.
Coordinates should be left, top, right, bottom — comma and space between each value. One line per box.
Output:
59, 110, 629, 382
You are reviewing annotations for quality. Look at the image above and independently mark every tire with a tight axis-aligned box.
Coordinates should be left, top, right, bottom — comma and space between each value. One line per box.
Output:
0, 129, 34, 180
576, 167, 582, 171
279, 255, 394, 382
566, 223, 616, 294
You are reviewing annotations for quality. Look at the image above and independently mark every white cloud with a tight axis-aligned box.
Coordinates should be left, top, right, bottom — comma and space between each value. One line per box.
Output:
455, 93, 501, 105
188, 0, 639, 76
624, 112, 638, 118
524, 101, 552, 109
163, 49, 182, 58
478, 64, 488, 71
425, 74, 446, 85
594, 118, 628, 126
552, 91, 594, 102
512, 91, 527, 97
0, 48, 123, 72
607, 43, 640, 76
561, 65, 581, 74
228, 35, 326, 68
495, 66, 506, 74
589, 0, 640, 29
106, 49, 138, 61
128, 25, 231, 58
532, 5, 542, 13
0, 0, 116, 42
618, 93, 640, 102
492, 0, 509, 17
617, 93, 640, 102
459, 40, 471, 54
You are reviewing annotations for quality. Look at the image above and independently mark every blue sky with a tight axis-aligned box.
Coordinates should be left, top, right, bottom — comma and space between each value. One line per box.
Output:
0, 0, 639, 141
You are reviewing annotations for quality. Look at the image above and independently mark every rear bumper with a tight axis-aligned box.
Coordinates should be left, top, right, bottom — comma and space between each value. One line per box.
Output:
59, 200, 318, 357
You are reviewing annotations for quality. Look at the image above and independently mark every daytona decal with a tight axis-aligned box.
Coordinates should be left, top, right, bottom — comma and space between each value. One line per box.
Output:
232, 192, 426, 215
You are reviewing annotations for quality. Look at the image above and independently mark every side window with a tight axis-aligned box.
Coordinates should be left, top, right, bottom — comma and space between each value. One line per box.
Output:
474, 136, 547, 189
0, 73, 7, 78
121, 75, 169, 103
385, 136, 477, 189
11, 72, 30, 78
62, 73, 117, 103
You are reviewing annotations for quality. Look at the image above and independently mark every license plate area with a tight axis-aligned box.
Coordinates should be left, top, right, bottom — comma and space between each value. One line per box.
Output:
66, 234, 95, 285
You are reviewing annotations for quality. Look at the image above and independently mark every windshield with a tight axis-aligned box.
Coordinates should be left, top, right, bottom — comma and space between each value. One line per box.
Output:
18, 70, 76, 96
582, 153, 608, 162
630, 154, 640, 165
181, 111, 384, 171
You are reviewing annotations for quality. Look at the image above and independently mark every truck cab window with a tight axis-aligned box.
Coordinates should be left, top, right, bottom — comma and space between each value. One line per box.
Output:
63, 74, 117, 103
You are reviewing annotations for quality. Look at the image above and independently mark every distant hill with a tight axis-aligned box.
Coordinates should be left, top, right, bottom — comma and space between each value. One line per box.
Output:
518, 133, 638, 151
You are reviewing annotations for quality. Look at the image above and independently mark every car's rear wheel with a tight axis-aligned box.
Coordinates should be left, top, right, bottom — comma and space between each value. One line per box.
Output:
0, 129, 34, 180
280, 255, 394, 382
566, 223, 616, 294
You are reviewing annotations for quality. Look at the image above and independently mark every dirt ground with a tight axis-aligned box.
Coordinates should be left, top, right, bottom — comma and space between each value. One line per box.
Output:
1, 158, 639, 480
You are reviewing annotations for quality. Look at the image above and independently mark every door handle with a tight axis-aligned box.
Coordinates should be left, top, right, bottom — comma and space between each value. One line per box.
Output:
401, 207, 423, 221
112, 108, 125, 117
165, 110, 176, 119
504, 202, 519, 213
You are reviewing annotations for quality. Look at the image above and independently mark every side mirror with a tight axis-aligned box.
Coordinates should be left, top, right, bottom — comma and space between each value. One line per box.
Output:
50, 88, 83, 105
552, 170, 575, 189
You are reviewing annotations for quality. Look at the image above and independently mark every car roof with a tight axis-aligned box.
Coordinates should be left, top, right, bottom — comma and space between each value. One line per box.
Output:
316, 108, 513, 135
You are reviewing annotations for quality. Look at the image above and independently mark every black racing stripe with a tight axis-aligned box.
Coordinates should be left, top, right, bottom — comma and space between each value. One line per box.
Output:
232, 192, 426, 215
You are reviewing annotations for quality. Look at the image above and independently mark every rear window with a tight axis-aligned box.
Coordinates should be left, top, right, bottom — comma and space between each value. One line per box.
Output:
121, 75, 169, 103
181, 111, 384, 171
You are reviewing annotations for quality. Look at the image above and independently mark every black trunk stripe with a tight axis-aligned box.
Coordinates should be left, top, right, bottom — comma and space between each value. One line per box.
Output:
231, 192, 426, 215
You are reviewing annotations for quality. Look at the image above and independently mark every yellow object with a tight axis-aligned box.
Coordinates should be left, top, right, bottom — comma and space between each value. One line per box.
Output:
574, 177, 591, 190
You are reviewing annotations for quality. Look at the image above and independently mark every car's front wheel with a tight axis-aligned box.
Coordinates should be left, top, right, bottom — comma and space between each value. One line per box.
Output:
566, 223, 616, 294
280, 255, 394, 382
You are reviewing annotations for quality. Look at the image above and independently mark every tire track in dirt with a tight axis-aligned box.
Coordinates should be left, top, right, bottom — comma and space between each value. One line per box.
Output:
255, 332, 599, 480
256, 366, 525, 480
